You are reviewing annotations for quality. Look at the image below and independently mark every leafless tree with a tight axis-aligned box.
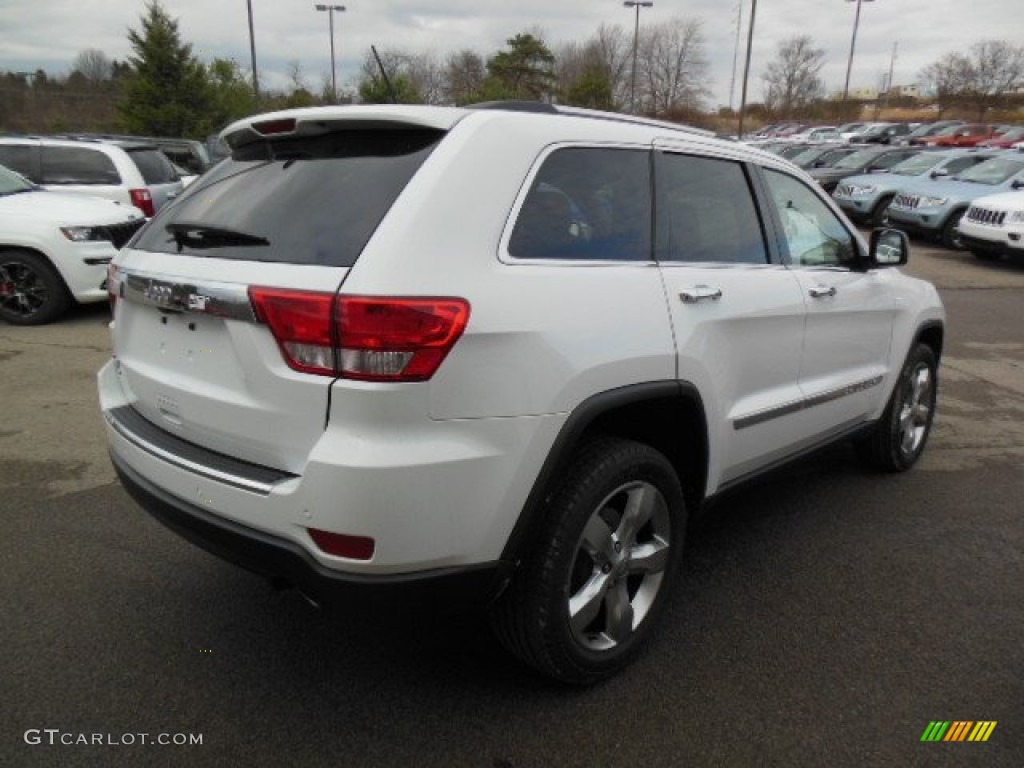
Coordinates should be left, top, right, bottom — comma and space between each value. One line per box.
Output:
71, 49, 113, 86
444, 49, 486, 105
922, 40, 1024, 118
637, 17, 710, 116
761, 36, 826, 116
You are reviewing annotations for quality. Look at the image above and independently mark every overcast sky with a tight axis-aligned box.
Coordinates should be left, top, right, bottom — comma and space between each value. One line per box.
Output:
0, 0, 1017, 108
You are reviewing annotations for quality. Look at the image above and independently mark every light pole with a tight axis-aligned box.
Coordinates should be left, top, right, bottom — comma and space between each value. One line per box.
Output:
315, 3, 346, 103
842, 0, 875, 104
624, 1, 653, 114
246, 0, 259, 99
737, 0, 758, 139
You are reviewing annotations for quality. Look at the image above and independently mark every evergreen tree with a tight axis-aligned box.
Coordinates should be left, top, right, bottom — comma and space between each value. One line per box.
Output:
487, 33, 556, 101
118, 0, 212, 137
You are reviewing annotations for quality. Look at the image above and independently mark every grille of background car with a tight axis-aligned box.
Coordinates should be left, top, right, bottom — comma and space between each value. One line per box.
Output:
98, 218, 147, 249
966, 206, 1007, 226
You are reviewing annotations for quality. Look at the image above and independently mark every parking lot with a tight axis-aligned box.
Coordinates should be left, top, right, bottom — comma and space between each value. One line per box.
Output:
2, 241, 1023, 767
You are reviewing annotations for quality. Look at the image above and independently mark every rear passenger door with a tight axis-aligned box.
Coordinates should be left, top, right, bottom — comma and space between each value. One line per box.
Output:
652, 147, 809, 489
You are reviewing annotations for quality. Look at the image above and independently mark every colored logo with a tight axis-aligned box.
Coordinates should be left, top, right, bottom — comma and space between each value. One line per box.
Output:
921, 721, 997, 742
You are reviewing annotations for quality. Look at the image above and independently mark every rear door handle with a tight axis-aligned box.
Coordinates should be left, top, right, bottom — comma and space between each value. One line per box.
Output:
808, 284, 837, 299
679, 285, 723, 303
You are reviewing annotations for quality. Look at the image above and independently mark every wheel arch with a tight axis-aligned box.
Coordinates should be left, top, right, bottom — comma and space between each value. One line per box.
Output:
499, 381, 708, 568
914, 320, 944, 362
0, 243, 68, 289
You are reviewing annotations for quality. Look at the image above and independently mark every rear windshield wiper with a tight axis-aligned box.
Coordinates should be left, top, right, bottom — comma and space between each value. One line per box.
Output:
166, 222, 270, 251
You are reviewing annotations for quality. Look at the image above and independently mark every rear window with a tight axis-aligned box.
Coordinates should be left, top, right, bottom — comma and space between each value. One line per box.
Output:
127, 148, 178, 184
0, 145, 35, 178
40, 146, 120, 185
131, 128, 444, 266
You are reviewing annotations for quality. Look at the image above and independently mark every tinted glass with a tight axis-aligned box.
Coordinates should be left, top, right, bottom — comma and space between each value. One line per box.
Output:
41, 146, 120, 184
763, 170, 857, 267
131, 128, 443, 266
655, 153, 768, 264
0, 145, 35, 178
509, 147, 651, 261
127, 148, 178, 184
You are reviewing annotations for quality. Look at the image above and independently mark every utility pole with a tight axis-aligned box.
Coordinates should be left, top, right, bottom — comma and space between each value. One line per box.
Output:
729, 1, 743, 113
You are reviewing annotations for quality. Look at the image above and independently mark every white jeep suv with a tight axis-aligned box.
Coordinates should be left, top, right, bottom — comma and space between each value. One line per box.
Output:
0, 163, 145, 324
99, 103, 945, 684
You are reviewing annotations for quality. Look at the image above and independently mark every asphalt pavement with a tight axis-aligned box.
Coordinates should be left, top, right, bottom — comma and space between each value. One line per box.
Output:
1, 243, 1022, 767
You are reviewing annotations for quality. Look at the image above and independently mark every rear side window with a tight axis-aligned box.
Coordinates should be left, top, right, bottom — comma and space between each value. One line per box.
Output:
40, 147, 120, 185
508, 147, 651, 261
655, 153, 768, 264
131, 128, 443, 266
0, 145, 36, 179
127, 148, 178, 184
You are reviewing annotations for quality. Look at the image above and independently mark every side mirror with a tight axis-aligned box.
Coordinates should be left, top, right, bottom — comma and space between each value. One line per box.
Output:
930, 168, 949, 179
869, 228, 909, 267
1012, 179, 1024, 190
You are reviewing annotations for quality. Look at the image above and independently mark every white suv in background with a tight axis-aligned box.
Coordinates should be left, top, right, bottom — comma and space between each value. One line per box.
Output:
0, 136, 183, 217
100, 104, 945, 684
957, 190, 1024, 260
0, 164, 145, 324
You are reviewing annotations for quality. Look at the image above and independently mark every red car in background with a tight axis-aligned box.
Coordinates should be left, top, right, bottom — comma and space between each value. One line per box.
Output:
924, 124, 999, 147
977, 127, 1024, 149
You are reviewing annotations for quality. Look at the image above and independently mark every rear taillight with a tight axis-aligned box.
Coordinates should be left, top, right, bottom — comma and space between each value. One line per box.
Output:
129, 188, 155, 217
248, 288, 470, 382
106, 263, 120, 314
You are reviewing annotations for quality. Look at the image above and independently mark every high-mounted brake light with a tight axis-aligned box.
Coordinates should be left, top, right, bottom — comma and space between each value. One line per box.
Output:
248, 288, 470, 382
129, 188, 154, 218
252, 118, 298, 136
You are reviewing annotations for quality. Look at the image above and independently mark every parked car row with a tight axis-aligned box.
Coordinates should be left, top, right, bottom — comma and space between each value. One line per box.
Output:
0, 132, 223, 324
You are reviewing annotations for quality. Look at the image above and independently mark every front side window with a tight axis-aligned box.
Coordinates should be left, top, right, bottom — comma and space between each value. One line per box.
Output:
508, 147, 650, 261
763, 169, 857, 267
40, 147, 120, 185
655, 152, 768, 264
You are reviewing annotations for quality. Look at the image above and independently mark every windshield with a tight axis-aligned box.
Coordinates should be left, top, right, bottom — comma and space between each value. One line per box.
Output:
0, 164, 35, 195
131, 127, 444, 266
955, 157, 1024, 185
834, 150, 880, 170
889, 153, 945, 176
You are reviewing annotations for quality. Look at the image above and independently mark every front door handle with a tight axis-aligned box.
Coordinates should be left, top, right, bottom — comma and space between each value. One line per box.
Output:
808, 284, 837, 299
679, 285, 723, 304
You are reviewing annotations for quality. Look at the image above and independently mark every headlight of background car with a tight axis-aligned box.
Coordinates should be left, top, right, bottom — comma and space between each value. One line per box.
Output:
1009, 211, 1024, 224
917, 196, 949, 208
60, 226, 102, 242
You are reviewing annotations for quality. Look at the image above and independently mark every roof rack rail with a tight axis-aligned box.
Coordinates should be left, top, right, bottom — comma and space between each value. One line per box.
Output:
466, 100, 559, 114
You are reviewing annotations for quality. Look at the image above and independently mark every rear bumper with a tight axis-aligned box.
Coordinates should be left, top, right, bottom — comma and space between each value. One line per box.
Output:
112, 450, 510, 610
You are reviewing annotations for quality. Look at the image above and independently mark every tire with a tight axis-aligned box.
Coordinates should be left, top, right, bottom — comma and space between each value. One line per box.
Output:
940, 211, 965, 250
869, 195, 894, 229
490, 437, 686, 685
856, 343, 938, 472
0, 249, 71, 325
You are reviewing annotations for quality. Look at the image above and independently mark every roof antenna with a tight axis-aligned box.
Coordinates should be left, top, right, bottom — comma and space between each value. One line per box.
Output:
371, 45, 399, 104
